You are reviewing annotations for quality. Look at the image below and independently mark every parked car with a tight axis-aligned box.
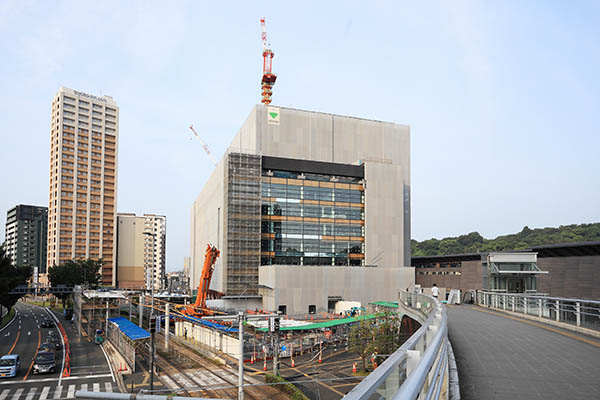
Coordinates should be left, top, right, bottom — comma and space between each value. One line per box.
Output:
43, 335, 61, 351
0, 355, 20, 378
32, 352, 56, 375
41, 319, 54, 328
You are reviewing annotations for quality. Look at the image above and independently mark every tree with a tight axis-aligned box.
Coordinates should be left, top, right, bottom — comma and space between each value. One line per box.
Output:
371, 312, 402, 361
48, 259, 102, 308
348, 318, 376, 372
0, 246, 32, 311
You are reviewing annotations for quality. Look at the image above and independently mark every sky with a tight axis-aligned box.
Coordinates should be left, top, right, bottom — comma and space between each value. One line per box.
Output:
0, 1, 599, 271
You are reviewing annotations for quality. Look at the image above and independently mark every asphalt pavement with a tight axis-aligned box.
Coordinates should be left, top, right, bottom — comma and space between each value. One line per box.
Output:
0, 301, 115, 399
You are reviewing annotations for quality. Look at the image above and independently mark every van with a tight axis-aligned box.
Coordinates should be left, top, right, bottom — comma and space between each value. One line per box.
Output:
32, 352, 56, 375
0, 355, 20, 378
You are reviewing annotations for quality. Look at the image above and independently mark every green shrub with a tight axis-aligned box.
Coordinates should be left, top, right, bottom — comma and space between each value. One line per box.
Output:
264, 373, 309, 400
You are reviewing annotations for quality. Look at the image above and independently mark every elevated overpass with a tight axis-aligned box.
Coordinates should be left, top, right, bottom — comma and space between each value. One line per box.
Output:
344, 292, 600, 399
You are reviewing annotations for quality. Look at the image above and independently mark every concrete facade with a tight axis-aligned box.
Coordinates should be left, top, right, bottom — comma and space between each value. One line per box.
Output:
191, 105, 411, 312
117, 213, 166, 290
413, 242, 600, 299
4, 205, 48, 285
259, 265, 415, 316
47, 87, 119, 286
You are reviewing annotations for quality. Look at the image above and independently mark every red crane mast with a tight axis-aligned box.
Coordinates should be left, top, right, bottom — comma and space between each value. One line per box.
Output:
260, 18, 277, 105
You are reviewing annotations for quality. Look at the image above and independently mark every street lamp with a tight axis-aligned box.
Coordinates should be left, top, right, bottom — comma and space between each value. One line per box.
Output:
142, 231, 156, 392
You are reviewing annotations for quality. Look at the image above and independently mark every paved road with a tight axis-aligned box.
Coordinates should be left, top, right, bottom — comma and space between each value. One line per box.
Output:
0, 301, 115, 398
447, 305, 600, 400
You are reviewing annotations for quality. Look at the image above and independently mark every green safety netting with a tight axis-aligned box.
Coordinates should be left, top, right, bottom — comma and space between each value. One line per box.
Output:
256, 313, 377, 332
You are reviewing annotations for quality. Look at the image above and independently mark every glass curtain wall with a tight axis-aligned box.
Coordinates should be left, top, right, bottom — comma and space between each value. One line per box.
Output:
261, 170, 364, 266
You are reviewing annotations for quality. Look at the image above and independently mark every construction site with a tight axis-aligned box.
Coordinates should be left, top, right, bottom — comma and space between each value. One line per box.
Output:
75, 17, 414, 399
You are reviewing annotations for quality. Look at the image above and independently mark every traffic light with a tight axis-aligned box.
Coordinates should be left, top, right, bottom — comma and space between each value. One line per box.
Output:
149, 315, 156, 333
273, 317, 280, 332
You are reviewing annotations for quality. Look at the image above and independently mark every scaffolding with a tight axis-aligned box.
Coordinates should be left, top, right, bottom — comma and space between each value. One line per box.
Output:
73, 286, 125, 340
224, 153, 262, 296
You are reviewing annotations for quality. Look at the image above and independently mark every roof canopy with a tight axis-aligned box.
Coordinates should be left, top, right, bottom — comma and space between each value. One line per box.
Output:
108, 317, 150, 341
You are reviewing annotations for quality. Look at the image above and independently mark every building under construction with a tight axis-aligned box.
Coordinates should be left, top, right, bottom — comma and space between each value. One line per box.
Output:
190, 105, 414, 315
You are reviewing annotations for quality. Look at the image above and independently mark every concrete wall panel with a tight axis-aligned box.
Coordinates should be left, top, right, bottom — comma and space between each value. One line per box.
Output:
259, 265, 415, 315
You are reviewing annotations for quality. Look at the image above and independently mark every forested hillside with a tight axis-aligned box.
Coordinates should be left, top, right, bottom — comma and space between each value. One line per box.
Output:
411, 223, 600, 257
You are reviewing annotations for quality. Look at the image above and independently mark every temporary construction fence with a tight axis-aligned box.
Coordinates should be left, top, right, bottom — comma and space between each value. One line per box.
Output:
174, 318, 241, 358
107, 317, 150, 372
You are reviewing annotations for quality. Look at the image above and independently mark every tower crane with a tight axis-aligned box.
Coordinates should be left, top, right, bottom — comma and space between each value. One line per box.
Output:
189, 125, 217, 166
260, 17, 277, 105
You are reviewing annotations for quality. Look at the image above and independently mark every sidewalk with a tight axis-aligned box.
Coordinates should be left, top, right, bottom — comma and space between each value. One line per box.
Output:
447, 305, 600, 399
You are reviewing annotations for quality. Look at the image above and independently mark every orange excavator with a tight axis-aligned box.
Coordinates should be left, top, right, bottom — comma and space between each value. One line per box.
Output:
179, 244, 220, 317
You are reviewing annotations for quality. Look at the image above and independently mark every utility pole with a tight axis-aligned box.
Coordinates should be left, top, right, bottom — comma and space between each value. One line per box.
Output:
150, 314, 156, 392
105, 301, 109, 334
238, 311, 244, 400
270, 315, 280, 376
139, 295, 144, 328
165, 303, 170, 350
202, 312, 278, 400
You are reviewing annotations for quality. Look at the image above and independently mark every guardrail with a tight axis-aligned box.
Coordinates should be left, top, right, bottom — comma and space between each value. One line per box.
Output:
343, 291, 450, 400
476, 291, 600, 332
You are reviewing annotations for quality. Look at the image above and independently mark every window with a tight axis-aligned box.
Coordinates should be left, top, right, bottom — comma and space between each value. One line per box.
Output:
308, 305, 316, 314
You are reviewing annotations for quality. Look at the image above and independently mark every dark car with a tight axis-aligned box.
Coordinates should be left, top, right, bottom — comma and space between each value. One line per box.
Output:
32, 352, 56, 375
39, 343, 55, 354
41, 319, 54, 328
43, 335, 61, 351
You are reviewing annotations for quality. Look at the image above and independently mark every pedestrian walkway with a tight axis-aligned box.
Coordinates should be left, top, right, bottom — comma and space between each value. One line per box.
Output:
0, 380, 114, 400
447, 305, 600, 399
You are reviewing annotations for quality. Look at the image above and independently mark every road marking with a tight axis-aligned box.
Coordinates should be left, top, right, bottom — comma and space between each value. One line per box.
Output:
23, 330, 41, 381
39, 386, 50, 400
10, 388, 23, 400
27, 331, 30, 336
24, 387, 36, 400
104, 382, 113, 392
7, 331, 20, 355
66, 384, 75, 399
53, 386, 62, 399
0, 389, 9, 400
0, 374, 113, 385
173, 373, 194, 388
159, 375, 177, 389
4, 332, 9, 337
93, 383, 100, 392
473, 307, 600, 348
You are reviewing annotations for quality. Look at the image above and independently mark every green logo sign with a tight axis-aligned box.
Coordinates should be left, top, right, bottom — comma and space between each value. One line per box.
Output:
269, 112, 278, 119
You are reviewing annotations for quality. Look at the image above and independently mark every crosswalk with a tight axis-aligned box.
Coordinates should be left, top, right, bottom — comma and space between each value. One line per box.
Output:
0, 381, 113, 400
160, 368, 265, 392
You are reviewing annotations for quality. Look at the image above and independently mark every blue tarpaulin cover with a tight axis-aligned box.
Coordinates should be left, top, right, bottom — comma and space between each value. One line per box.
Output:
177, 314, 238, 333
108, 317, 150, 340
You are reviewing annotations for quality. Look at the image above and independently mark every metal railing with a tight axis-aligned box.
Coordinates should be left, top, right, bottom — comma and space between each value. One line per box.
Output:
343, 291, 450, 400
476, 291, 600, 332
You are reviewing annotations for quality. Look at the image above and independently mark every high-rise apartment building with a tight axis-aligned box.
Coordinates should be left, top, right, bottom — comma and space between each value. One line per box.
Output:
47, 87, 119, 286
4, 205, 48, 285
191, 105, 413, 315
117, 213, 166, 290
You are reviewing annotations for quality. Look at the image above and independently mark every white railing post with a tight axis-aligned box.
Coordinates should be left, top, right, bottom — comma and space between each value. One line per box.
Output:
524, 297, 528, 315
538, 299, 542, 318
555, 300, 560, 322
503, 295, 506, 310
576, 302, 581, 327
512, 296, 515, 312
